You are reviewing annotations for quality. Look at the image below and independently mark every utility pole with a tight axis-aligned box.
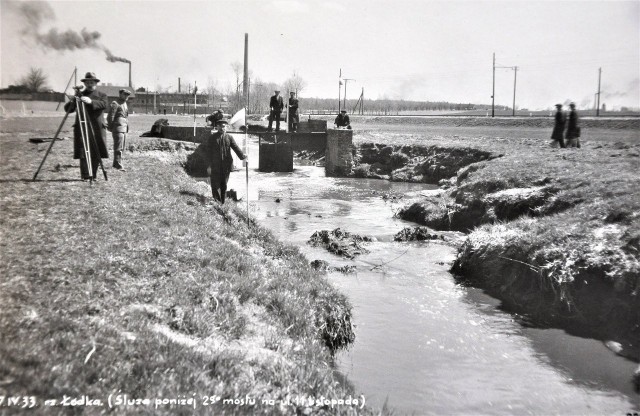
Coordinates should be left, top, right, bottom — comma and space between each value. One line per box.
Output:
512, 66, 518, 117
596, 67, 602, 116
495, 56, 518, 117
492, 53, 495, 117
338, 68, 342, 113
342, 78, 355, 109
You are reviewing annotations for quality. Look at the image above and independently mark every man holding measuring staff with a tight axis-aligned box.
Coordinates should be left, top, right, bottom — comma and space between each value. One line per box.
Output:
207, 119, 247, 204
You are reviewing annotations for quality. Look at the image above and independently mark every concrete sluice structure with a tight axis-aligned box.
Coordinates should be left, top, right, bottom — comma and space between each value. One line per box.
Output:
161, 118, 354, 176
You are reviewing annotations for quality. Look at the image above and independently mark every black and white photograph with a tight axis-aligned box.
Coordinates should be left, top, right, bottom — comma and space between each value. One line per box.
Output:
1, 0, 639, 414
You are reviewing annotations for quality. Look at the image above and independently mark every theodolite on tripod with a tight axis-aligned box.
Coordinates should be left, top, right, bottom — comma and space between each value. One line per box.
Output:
33, 85, 108, 183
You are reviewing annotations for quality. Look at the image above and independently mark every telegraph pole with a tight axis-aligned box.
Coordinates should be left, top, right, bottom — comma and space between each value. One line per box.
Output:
492, 53, 495, 117
512, 66, 518, 116
338, 68, 342, 113
495, 55, 518, 117
596, 67, 602, 116
343, 78, 355, 109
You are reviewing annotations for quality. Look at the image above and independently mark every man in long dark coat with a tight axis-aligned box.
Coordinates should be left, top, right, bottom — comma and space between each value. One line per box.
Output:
64, 72, 109, 179
268, 90, 284, 132
208, 120, 246, 203
550, 103, 566, 148
565, 102, 581, 148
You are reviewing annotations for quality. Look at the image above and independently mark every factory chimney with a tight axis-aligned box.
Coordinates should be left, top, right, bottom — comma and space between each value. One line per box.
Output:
128, 62, 132, 88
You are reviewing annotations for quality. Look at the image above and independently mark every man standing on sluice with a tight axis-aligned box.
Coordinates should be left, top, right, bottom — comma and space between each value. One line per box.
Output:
208, 120, 247, 204
268, 90, 284, 132
288, 91, 299, 132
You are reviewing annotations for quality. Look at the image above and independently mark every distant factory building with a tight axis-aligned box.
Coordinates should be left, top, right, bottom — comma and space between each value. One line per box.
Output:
126, 90, 227, 115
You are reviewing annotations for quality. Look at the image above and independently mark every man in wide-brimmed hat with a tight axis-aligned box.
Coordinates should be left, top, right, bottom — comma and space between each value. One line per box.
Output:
64, 72, 109, 179
268, 90, 284, 132
207, 120, 247, 203
107, 88, 132, 170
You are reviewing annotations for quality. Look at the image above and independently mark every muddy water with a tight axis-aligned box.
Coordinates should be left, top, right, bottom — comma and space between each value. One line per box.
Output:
222, 137, 639, 414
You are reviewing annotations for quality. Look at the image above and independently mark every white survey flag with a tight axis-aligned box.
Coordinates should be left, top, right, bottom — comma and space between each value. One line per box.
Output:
229, 108, 246, 129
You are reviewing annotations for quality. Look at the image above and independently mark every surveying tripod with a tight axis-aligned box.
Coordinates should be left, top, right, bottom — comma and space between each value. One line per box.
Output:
33, 87, 108, 183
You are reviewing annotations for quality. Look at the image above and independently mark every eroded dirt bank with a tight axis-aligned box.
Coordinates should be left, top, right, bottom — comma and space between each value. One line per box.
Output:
352, 136, 640, 362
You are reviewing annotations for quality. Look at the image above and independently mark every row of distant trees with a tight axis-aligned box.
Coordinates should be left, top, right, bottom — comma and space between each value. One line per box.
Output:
4, 66, 489, 113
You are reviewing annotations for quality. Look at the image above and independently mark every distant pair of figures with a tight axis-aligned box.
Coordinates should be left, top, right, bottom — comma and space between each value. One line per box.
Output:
551, 102, 581, 148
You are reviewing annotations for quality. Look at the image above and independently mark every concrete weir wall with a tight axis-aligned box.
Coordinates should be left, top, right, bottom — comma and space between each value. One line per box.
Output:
162, 126, 210, 143
325, 129, 353, 176
259, 141, 293, 172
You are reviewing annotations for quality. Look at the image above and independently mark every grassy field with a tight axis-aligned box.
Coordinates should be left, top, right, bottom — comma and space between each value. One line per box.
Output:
0, 115, 375, 415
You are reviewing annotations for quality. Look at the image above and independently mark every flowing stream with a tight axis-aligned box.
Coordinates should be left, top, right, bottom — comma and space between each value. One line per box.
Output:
222, 137, 639, 415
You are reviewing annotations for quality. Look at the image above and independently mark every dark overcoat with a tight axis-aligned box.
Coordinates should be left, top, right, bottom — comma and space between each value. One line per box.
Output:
64, 89, 109, 159
208, 132, 246, 180
551, 110, 566, 141
565, 109, 580, 139
270, 95, 284, 113
335, 113, 351, 127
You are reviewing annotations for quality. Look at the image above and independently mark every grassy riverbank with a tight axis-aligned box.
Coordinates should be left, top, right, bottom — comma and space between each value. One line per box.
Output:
0, 116, 371, 415
357, 132, 640, 361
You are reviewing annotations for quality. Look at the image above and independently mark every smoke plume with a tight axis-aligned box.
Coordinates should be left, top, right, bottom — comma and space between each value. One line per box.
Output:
8, 0, 129, 64
36, 27, 102, 51
104, 48, 131, 64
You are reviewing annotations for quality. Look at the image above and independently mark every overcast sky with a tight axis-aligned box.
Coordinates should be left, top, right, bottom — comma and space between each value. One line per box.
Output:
1, 0, 639, 110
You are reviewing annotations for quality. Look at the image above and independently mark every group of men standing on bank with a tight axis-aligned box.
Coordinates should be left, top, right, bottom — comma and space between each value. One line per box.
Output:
63, 75, 354, 203
551, 102, 581, 148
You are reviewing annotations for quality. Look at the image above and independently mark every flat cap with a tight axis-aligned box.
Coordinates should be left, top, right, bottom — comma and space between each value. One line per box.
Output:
216, 120, 228, 126
119, 89, 132, 95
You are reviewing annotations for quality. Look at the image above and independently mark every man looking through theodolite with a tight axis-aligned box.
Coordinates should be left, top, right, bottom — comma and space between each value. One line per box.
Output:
64, 72, 109, 180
